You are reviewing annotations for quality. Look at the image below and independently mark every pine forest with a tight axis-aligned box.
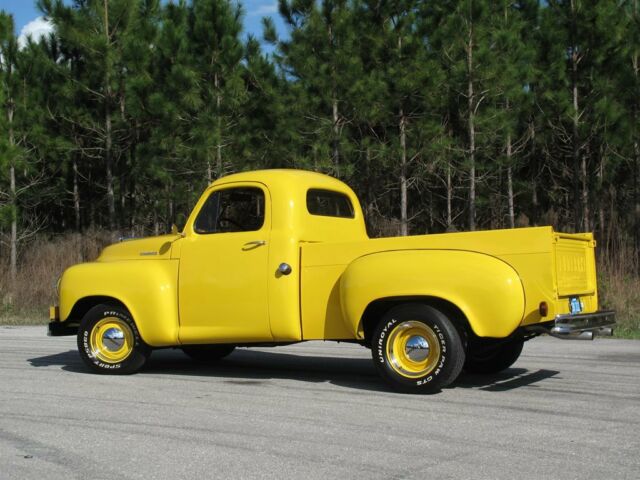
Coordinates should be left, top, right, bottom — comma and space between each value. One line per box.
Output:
0, 0, 639, 333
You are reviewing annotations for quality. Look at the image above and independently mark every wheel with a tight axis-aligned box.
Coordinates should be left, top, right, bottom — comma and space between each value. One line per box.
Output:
181, 344, 235, 363
464, 338, 524, 374
77, 304, 150, 374
372, 303, 465, 393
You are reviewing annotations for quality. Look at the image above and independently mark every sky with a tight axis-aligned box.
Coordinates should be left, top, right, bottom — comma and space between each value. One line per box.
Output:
0, 0, 285, 51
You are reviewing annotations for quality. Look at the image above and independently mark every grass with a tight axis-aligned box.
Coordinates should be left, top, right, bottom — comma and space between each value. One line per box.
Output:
0, 309, 48, 326
597, 248, 640, 339
1, 231, 639, 338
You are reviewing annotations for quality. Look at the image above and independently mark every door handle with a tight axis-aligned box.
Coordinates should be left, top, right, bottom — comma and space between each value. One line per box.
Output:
243, 240, 266, 250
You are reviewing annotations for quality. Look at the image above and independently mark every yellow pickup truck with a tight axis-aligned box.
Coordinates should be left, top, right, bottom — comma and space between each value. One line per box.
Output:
49, 169, 615, 392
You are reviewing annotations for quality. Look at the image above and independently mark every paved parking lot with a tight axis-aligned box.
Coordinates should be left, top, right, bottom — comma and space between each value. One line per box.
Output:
1, 326, 639, 479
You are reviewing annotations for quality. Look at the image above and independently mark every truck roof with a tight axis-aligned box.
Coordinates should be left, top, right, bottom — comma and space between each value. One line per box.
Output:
206, 168, 367, 242
212, 169, 350, 192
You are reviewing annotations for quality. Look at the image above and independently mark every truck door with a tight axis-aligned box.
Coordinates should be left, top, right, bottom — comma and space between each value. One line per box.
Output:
178, 183, 272, 343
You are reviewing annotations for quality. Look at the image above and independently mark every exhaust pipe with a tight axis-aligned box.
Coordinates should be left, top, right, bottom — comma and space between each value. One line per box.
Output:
597, 327, 614, 337
526, 326, 595, 340
550, 325, 594, 340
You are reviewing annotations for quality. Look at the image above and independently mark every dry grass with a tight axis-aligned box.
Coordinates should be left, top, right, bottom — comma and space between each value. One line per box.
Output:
0, 230, 112, 322
1, 232, 639, 337
597, 249, 640, 339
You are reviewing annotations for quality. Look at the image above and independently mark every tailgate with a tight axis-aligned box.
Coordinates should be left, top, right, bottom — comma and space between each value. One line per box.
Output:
554, 233, 596, 297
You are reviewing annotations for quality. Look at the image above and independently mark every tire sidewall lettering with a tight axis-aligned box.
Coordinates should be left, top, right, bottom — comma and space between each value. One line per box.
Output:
77, 304, 148, 374
101, 309, 142, 346
373, 309, 456, 389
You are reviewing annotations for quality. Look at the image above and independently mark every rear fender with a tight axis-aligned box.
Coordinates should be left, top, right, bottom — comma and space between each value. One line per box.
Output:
340, 250, 525, 339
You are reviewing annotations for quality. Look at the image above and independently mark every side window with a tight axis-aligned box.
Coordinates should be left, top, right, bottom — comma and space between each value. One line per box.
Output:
307, 189, 354, 218
194, 187, 265, 234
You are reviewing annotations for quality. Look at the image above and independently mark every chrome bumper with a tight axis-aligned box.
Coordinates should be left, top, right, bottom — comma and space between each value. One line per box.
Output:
526, 310, 616, 340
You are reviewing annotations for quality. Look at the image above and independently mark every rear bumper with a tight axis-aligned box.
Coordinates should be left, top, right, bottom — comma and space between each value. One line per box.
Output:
526, 310, 616, 340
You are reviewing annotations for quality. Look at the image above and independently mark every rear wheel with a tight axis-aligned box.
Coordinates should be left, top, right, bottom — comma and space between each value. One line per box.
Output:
372, 304, 465, 393
181, 344, 235, 363
464, 338, 524, 374
78, 304, 150, 374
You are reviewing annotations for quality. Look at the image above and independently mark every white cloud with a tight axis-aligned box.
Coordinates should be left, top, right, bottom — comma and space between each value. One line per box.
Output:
18, 17, 54, 49
249, 3, 278, 17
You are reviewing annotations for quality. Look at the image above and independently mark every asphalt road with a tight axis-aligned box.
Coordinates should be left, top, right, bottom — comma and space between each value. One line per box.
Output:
0, 326, 639, 480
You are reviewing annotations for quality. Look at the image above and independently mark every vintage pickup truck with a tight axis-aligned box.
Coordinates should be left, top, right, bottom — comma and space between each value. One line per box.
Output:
49, 169, 615, 392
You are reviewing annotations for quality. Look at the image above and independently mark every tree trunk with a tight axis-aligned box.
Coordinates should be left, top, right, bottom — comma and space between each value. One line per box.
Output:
8, 103, 17, 282
153, 199, 159, 236
530, 121, 539, 225
73, 156, 80, 231
329, 23, 339, 174
507, 133, 515, 228
215, 72, 222, 179
633, 0, 640, 256
467, 23, 476, 231
399, 109, 408, 236
365, 146, 374, 226
446, 161, 453, 231
570, 0, 588, 232
104, 0, 115, 231
597, 149, 605, 246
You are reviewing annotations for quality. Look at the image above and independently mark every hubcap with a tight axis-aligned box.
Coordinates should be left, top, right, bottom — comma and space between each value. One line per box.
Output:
405, 335, 430, 362
89, 317, 134, 364
386, 321, 441, 378
102, 328, 125, 351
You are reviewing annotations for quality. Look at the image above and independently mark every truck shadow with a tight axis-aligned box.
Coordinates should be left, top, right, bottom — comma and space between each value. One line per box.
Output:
28, 348, 560, 394
454, 368, 560, 392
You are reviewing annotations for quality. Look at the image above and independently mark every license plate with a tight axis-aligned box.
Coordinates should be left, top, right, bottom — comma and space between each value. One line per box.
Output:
569, 297, 583, 315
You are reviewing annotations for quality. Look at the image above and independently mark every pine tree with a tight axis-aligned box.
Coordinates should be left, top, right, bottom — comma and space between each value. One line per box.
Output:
40, 0, 138, 232
189, 0, 246, 181
486, 1, 535, 228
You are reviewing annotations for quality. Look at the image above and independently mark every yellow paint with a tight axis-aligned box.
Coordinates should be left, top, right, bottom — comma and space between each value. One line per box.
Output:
338, 250, 526, 338
178, 181, 273, 344
55, 169, 601, 348
59, 260, 179, 346
89, 317, 134, 363
386, 321, 441, 378
99, 234, 181, 261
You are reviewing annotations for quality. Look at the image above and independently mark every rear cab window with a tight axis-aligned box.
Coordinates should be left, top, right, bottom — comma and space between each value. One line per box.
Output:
306, 189, 354, 218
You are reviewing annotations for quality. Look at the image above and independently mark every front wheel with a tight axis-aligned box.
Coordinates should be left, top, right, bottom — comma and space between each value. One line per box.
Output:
372, 304, 465, 393
78, 304, 150, 374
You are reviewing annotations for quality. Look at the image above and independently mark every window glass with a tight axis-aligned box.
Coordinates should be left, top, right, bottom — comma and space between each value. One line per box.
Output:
194, 187, 265, 234
306, 189, 354, 218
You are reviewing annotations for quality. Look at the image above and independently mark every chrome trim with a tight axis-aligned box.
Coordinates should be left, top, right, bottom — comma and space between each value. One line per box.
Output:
278, 263, 292, 275
103, 327, 125, 351
525, 310, 616, 340
553, 310, 616, 334
243, 240, 267, 250
405, 335, 430, 362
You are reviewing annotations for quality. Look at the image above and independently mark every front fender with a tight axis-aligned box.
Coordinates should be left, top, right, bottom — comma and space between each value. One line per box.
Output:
340, 250, 525, 338
59, 260, 179, 347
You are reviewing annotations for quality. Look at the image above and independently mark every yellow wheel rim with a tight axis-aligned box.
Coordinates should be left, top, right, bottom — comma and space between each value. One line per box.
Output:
89, 317, 134, 364
386, 321, 441, 378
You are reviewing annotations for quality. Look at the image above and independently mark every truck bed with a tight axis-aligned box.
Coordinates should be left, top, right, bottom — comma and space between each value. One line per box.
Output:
300, 226, 597, 340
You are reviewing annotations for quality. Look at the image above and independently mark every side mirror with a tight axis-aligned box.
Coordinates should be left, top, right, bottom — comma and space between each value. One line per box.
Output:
171, 224, 180, 235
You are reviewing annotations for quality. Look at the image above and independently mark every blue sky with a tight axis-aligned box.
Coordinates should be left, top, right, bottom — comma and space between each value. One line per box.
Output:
0, 0, 285, 50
